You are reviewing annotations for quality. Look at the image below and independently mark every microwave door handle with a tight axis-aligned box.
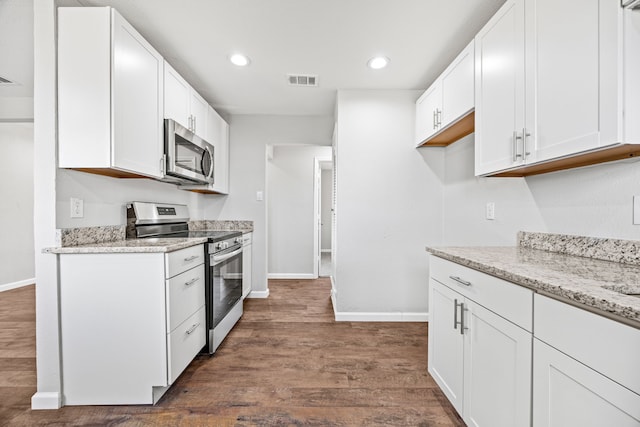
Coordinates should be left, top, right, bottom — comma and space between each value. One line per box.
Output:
205, 146, 214, 179
212, 247, 242, 264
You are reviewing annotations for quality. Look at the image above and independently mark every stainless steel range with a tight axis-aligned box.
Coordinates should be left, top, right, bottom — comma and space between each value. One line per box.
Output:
127, 201, 243, 354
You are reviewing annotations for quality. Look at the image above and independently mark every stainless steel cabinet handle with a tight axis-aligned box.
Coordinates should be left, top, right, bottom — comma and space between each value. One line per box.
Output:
184, 255, 199, 262
459, 303, 467, 335
160, 154, 166, 175
184, 277, 200, 286
454, 298, 459, 330
513, 131, 523, 162
523, 128, 531, 157
185, 322, 200, 335
433, 110, 437, 130
449, 275, 472, 287
437, 109, 442, 127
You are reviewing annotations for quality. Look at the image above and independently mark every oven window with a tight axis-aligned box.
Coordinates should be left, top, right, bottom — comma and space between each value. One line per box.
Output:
174, 133, 206, 174
211, 248, 243, 327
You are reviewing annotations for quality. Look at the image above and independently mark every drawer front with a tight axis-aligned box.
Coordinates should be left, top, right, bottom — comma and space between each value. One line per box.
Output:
166, 264, 205, 333
534, 294, 640, 395
430, 255, 533, 331
167, 306, 206, 384
242, 232, 252, 246
165, 245, 204, 279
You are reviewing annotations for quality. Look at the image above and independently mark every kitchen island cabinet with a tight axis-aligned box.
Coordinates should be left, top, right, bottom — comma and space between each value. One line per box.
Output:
56, 243, 206, 405
58, 7, 164, 179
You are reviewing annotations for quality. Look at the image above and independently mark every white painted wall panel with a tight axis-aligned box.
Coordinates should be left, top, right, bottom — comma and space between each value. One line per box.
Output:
334, 90, 444, 314
0, 123, 35, 288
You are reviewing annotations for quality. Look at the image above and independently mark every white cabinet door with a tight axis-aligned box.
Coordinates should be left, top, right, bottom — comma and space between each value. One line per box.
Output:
525, 0, 620, 164
463, 299, 532, 427
428, 278, 464, 414
441, 41, 474, 127
163, 61, 191, 130
533, 339, 640, 427
242, 234, 252, 298
415, 82, 442, 146
205, 106, 230, 194
111, 10, 163, 179
474, 0, 526, 175
190, 90, 208, 138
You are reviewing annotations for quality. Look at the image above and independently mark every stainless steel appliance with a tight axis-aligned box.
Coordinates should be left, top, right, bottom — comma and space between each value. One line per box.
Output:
126, 201, 243, 354
161, 119, 214, 185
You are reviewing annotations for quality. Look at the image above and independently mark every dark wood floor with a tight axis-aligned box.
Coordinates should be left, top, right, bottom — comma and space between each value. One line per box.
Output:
1, 280, 463, 426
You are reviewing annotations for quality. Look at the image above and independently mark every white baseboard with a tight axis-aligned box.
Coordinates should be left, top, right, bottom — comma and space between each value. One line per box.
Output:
31, 391, 62, 410
268, 273, 316, 280
246, 289, 270, 298
330, 277, 337, 314
334, 311, 429, 322
0, 278, 35, 292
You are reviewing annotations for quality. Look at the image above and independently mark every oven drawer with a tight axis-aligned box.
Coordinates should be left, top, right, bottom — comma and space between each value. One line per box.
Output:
165, 245, 204, 279
167, 306, 205, 384
166, 264, 205, 333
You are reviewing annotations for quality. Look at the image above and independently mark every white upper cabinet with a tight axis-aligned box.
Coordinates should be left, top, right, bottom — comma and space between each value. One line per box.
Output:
58, 7, 164, 179
475, 0, 640, 177
415, 40, 475, 147
163, 61, 207, 138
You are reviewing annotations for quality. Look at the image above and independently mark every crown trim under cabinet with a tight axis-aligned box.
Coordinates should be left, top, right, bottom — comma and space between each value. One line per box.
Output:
415, 40, 475, 147
58, 7, 164, 180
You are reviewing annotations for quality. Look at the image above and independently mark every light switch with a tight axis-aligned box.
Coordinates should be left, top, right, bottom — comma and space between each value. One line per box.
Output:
486, 202, 495, 220
70, 197, 84, 218
256, 191, 264, 201
634, 196, 640, 225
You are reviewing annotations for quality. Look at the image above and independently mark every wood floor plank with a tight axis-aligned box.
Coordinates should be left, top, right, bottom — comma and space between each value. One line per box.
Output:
0, 279, 464, 426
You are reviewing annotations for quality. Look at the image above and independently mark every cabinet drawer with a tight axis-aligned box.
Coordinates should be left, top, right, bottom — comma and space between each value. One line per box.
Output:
165, 245, 204, 279
534, 294, 640, 395
166, 264, 205, 333
167, 306, 205, 384
430, 255, 533, 331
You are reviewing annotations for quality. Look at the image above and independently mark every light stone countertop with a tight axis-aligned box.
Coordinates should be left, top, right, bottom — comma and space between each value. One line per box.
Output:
426, 245, 640, 328
44, 237, 209, 254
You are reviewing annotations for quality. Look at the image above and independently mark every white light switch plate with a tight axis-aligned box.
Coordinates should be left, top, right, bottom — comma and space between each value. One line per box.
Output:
256, 191, 264, 201
634, 196, 640, 225
486, 202, 495, 220
70, 197, 84, 218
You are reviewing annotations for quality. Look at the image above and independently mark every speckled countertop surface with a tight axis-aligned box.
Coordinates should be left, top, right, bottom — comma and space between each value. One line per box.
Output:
427, 233, 640, 327
45, 237, 208, 254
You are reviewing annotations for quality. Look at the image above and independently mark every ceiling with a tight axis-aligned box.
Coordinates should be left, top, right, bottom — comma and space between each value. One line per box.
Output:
1, 0, 506, 118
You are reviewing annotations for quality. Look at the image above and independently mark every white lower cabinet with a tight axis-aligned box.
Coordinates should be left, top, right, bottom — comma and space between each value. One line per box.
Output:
428, 256, 533, 427
242, 232, 253, 298
59, 245, 205, 405
532, 294, 640, 427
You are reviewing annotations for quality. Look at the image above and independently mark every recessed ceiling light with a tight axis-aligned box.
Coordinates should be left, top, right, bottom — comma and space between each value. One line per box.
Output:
367, 56, 390, 70
230, 53, 250, 67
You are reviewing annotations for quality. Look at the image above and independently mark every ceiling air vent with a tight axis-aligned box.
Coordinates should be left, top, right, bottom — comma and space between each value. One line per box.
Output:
287, 74, 318, 87
0, 76, 15, 84
622, 0, 640, 8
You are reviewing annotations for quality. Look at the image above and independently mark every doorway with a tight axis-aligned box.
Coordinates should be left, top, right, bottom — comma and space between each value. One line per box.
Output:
314, 157, 333, 277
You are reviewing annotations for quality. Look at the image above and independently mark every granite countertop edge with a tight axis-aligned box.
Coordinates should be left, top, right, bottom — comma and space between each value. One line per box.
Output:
44, 237, 209, 254
425, 246, 640, 328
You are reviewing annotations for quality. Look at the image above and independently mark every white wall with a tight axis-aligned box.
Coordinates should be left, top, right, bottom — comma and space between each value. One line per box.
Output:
267, 145, 331, 277
442, 135, 640, 245
321, 169, 332, 250
56, 170, 203, 228
201, 114, 333, 295
0, 123, 35, 289
334, 90, 444, 317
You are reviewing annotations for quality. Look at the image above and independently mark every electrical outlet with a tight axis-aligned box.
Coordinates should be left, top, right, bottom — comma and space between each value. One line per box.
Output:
256, 191, 264, 201
70, 197, 84, 218
486, 202, 495, 220
634, 196, 640, 225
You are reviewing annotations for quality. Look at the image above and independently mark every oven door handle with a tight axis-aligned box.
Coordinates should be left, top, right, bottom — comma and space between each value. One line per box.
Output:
211, 247, 243, 264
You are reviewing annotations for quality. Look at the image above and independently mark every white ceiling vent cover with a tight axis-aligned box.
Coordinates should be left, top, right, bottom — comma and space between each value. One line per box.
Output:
287, 74, 318, 87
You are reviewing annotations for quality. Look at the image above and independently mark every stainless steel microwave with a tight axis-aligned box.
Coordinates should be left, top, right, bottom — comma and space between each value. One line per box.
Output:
161, 119, 214, 185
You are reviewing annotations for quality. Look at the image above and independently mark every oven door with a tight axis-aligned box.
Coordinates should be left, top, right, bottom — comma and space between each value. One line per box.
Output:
210, 245, 243, 328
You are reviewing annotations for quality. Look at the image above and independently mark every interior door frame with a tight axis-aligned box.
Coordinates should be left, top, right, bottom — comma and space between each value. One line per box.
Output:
313, 156, 331, 278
